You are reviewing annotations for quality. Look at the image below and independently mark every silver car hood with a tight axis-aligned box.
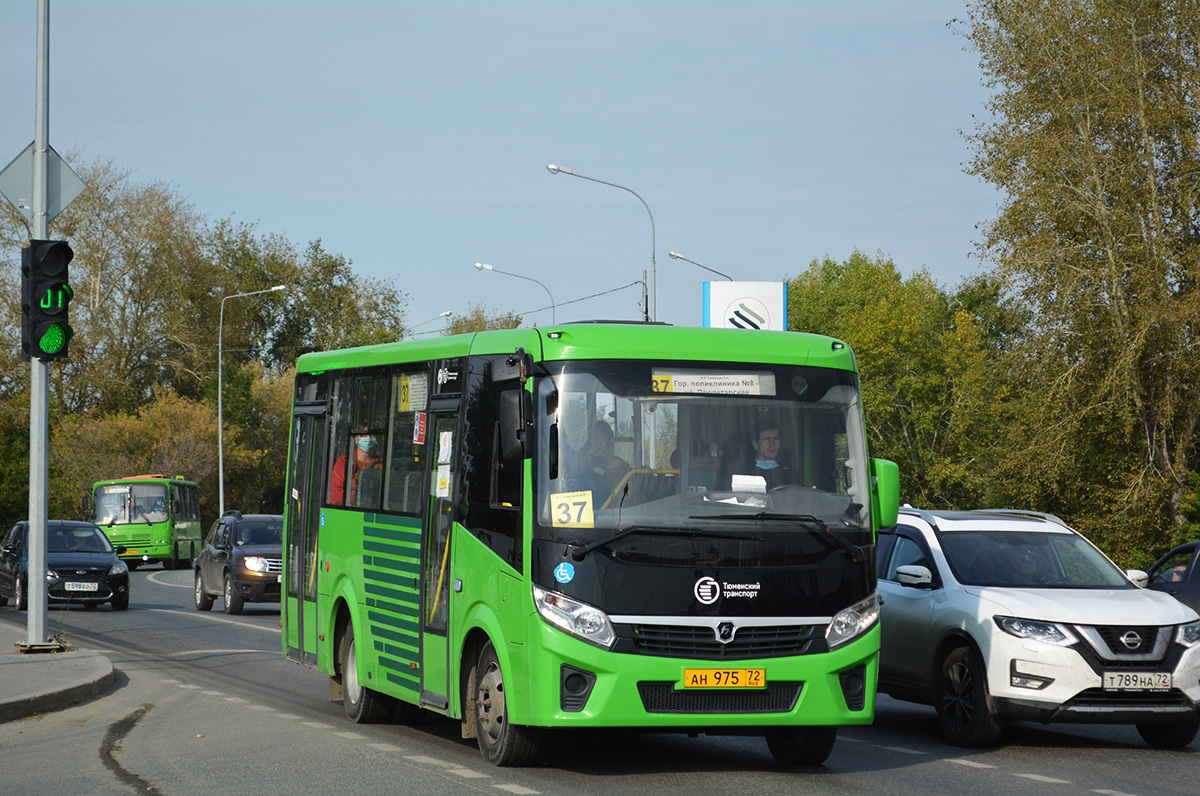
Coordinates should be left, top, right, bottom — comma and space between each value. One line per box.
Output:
964, 585, 1200, 626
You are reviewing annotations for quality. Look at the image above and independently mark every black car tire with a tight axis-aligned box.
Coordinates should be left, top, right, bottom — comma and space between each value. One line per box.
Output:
474, 640, 541, 766
223, 572, 244, 615
340, 623, 394, 723
15, 577, 27, 612
111, 592, 129, 611
194, 570, 213, 611
935, 646, 1002, 747
765, 725, 838, 766
1137, 714, 1200, 748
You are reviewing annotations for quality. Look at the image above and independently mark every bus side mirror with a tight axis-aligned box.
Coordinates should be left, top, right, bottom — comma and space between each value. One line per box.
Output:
81, 492, 92, 521
500, 389, 533, 461
870, 458, 899, 528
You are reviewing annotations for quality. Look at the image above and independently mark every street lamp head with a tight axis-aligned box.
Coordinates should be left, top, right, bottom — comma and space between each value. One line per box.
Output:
547, 164, 572, 175
669, 252, 684, 260
269, 284, 286, 292
475, 262, 493, 271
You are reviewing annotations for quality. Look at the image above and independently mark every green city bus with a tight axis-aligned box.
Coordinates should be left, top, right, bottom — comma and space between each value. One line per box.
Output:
90, 474, 202, 569
281, 323, 899, 766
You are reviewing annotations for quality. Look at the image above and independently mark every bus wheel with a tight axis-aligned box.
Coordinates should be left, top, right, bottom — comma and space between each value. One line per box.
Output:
765, 726, 837, 766
194, 570, 213, 611
340, 624, 394, 723
474, 640, 541, 766
223, 572, 244, 615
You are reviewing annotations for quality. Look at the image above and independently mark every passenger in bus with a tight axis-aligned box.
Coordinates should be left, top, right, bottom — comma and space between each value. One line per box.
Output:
581, 420, 630, 500
330, 433, 384, 505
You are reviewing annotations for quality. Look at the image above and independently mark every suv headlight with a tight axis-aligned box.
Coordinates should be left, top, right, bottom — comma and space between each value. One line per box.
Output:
243, 556, 269, 573
826, 593, 880, 649
109, 560, 128, 576
995, 616, 1077, 646
1178, 620, 1200, 648
533, 585, 616, 649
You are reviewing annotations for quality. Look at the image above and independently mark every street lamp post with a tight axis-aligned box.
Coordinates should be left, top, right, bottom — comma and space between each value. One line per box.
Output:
669, 251, 733, 281
218, 284, 286, 516
547, 164, 655, 322
475, 263, 556, 323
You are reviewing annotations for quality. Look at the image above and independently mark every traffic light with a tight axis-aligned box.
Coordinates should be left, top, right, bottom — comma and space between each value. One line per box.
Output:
20, 239, 74, 361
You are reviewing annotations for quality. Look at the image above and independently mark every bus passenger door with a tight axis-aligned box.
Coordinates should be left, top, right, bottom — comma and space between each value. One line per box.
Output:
286, 409, 326, 666
419, 410, 457, 710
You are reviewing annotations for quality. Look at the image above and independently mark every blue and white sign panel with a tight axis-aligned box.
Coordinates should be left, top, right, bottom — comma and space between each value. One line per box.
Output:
703, 281, 788, 331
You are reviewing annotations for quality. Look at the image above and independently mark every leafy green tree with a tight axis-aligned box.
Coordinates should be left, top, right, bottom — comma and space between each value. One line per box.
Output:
788, 251, 1011, 509
961, 0, 1200, 555
446, 302, 523, 335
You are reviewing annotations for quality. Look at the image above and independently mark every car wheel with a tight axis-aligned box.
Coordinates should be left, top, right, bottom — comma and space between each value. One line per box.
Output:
765, 725, 838, 766
475, 640, 541, 766
15, 578, 27, 612
935, 646, 1001, 747
223, 572, 244, 615
194, 570, 213, 611
110, 592, 129, 611
1137, 714, 1200, 748
340, 623, 394, 723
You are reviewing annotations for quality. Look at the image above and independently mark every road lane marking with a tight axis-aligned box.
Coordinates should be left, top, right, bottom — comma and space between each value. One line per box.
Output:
1016, 774, 1071, 784
304, 722, 333, 729
495, 786, 540, 795
142, 607, 281, 634
274, 713, 302, 720
405, 755, 455, 766
369, 743, 405, 752
335, 731, 367, 740
201, 690, 225, 696
1092, 791, 1141, 796
147, 571, 193, 588
447, 769, 491, 779
224, 697, 249, 703
171, 648, 275, 656
945, 758, 996, 769
248, 705, 274, 711
878, 746, 928, 755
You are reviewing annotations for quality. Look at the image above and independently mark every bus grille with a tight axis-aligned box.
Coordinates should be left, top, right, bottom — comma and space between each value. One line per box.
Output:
627, 623, 818, 660
637, 682, 802, 714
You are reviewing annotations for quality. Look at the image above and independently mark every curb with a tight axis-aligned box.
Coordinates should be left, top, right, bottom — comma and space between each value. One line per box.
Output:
0, 649, 115, 724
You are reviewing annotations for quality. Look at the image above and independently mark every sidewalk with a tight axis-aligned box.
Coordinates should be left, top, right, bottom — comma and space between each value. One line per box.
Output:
0, 619, 115, 723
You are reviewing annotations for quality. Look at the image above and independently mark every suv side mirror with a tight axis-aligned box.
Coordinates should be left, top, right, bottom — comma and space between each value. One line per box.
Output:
896, 564, 933, 588
1125, 569, 1149, 588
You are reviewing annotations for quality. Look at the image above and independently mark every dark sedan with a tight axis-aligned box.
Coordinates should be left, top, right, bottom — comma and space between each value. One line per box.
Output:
0, 520, 130, 611
1147, 541, 1200, 613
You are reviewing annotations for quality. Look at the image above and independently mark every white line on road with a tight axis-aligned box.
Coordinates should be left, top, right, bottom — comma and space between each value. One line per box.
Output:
1016, 774, 1071, 784
447, 769, 491, 779
495, 786, 540, 795
405, 755, 456, 767
1092, 791, 1141, 796
944, 758, 996, 769
171, 649, 275, 656
142, 607, 281, 634
878, 746, 928, 756
146, 570, 193, 589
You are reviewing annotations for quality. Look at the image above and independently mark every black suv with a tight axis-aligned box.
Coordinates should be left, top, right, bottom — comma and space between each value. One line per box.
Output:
194, 511, 283, 615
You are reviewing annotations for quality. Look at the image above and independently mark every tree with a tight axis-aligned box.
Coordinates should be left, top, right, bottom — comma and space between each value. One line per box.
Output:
445, 302, 523, 335
787, 251, 1011, 508
961, 0, 1200, 556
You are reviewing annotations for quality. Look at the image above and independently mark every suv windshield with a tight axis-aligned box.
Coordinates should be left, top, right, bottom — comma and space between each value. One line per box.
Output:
235, 521, 283, 546
533, 359, 872, 566
942, 530, 1131, 589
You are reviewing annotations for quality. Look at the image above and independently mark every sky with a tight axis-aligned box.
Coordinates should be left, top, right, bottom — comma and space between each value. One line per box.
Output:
1, 1, 997, 332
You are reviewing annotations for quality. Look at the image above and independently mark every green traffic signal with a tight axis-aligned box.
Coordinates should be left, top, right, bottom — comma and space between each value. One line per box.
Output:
20, 239, 74, 362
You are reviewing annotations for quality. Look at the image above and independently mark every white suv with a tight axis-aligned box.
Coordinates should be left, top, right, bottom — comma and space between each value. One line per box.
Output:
877, 508, 1200, 748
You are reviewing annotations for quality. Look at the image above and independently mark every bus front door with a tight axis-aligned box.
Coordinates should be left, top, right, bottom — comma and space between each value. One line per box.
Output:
285, 409, 326, 666
419, 410, 457, 711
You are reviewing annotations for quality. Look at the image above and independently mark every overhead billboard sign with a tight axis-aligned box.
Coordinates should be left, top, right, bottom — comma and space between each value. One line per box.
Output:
703, 281, 788, 331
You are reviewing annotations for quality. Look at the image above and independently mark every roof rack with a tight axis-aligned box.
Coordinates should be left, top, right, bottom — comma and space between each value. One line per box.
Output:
970, 508, 1069, 529
897, 505, 942, 531
221, 509, 243, 519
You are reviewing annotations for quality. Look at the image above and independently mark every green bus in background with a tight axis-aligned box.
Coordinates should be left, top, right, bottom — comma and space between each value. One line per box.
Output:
281, 322, 899, 767
90, 474, 202, 569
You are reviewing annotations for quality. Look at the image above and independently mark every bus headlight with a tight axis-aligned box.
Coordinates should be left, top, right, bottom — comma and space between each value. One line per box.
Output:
533, 585, 616, 649
825, 593, 880, 650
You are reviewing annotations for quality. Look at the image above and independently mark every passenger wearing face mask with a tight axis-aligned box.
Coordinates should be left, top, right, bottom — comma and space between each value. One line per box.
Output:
330, 432, 383, 505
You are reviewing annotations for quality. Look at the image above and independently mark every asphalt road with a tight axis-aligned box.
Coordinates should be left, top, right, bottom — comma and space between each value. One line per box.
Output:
1, 566, 1196, 796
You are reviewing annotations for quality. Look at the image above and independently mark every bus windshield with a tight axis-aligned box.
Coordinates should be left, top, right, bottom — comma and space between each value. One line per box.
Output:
534, 359, 872, 562
94, 483, 170, 525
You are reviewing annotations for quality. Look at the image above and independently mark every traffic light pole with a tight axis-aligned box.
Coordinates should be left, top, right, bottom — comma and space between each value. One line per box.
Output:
26, 0, 52, 648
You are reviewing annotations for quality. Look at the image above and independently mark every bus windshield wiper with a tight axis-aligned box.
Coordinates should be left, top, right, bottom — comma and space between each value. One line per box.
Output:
689, 512, 864, 564
567, 526, 760, 562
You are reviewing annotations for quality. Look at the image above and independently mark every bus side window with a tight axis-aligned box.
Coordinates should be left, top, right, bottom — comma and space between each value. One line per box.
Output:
459, 355, 522, 571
